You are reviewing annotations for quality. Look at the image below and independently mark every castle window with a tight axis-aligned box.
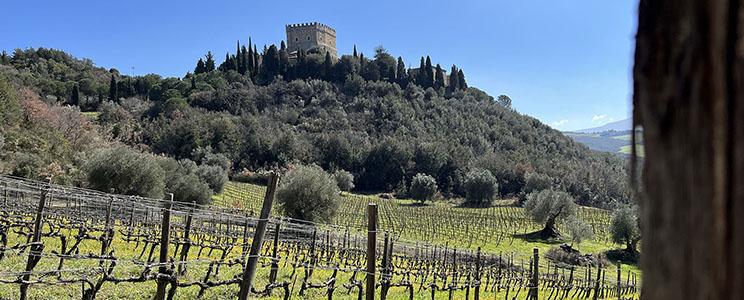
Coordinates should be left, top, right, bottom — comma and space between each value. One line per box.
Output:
295, 38, 298, 41
307, 36, 310, 40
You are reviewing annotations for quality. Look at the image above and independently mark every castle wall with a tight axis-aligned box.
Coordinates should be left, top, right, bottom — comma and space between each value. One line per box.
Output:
286, 22, 337, 58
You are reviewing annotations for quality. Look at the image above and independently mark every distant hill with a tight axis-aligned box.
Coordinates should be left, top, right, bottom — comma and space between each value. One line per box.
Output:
575, 118, 632, 133
565, 129, 644, 157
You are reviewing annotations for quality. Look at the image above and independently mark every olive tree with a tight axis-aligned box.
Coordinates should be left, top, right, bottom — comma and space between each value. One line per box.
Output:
333, 169, 355, 192
523, 189, 578, 239
277, 164, 340, 222
85, 147, 165, 198
463, 168, 499, 206
566, 218, 594, 246
610, 206, 641, 254
409, 173, 437, 204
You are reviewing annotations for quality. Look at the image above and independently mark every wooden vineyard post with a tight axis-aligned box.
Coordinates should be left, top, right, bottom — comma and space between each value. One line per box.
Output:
269, 222, 281, 284
474, 247, 481, 300
366, 203, 378, 300
381, 233, 390, 300
238, 173, 279, 300
99, 198, 114, 266
178, 201, 195, 275
154, 193, 173, 300
616, 264, 621, 298
19, 188, 48, 300
528, 248, 538, 300
592, 263, 601, 300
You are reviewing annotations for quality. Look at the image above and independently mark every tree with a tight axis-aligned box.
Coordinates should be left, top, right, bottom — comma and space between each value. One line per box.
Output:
323, 51, 334, 81
416, 57, 427, 86
448, 65, 460, 91
523, 172, 552, 194
396, 57, 408, 87
236, 41, 242, 73
279, 41, 290, 77
0, 77, 21, 126
194, 59, 206, 74
409, 173, 438, 204
353, 45, 358, 58
108, 74, 117, 101
434, 64, 445, 89
204, 51, 216, 72
610, 206, 641, 254
523, 189, 578, 239
247, 38, 254, 74
566, 218, 594, 246
333, 169, 355, 192
457, 69, 467, 89
425, 56, 434, 88
463, 168, 498, 206
69, 83, 80, 106
85, 147, 165, 198
497, 95, 512, 109
259, 45, 280, 83
276, 164, 340, 222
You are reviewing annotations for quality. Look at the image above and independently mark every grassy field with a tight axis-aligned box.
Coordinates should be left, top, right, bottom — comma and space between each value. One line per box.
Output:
212, 181, 642, 277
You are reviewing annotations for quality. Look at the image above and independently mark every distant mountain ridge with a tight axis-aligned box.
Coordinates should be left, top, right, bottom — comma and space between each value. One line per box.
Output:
573, 118, 632, 133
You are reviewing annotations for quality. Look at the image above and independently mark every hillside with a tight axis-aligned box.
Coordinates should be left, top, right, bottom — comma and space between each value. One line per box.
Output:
0, 47, 630, 208
565, 129, 644, 157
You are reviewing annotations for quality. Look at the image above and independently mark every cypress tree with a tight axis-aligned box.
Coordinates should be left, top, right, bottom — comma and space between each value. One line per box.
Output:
396, 57, 408, 87
195, 58, 206, 74
247, 37, 254, 73
425, 56, 434, 88
279, 41, 290, 77
236, 41, 241, 72
253, 44, 259, 72
449, 65, 460, 91
205, 51, 216, 72
416, 57, 426, 86
70, 84, 80, 106
240, 45, 248, 75
108, 74, 117, 101
0, 51, 7, 64
458, 69, 467, 89
191, 76, 196, 90
323, 51, 333, 81
434, 64, 445, 89
259, 45, 280, 82
353, 45, 358, 58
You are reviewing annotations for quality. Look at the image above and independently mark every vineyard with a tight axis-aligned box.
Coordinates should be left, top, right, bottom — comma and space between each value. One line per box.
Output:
0, 176, 640, 299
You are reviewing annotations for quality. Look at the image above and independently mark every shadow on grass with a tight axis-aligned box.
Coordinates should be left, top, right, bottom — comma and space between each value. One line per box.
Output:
513, 231, 565, 245
399, 202, 429, 207
604, 249, 640, 265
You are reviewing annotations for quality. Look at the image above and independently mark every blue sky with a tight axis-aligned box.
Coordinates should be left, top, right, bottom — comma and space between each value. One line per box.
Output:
0, 0, 637, 131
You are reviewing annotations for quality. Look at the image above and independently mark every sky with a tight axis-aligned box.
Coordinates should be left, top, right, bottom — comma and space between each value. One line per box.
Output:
0, 0, 638, 131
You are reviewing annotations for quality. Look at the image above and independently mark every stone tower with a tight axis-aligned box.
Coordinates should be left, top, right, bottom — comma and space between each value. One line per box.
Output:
286, 22, 337, 59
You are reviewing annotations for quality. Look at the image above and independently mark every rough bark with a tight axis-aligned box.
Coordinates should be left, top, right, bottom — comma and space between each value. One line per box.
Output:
634, 0, 744, 299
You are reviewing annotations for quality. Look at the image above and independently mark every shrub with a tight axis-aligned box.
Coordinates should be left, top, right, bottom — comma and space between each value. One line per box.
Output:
85, 147, 165, 198
409, 173, 438, 204
277, 164, 340, 222
523, 189, 578, 239
333, 169, 355, 191
463, 168, 498, 206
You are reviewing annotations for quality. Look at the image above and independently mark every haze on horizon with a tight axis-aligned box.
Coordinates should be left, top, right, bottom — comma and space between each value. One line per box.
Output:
0, 0, 637, 131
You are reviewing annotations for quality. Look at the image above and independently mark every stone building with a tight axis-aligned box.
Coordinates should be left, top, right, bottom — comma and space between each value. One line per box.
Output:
285, 22, 337, 59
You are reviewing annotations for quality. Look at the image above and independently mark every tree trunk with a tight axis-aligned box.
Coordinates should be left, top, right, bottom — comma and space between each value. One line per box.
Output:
634, 0, 744, 299
539, 216, 561, 239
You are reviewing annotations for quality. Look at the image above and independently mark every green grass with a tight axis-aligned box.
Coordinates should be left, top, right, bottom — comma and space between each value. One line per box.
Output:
619, 144, 644, 156
81, 111, 100, 121
611, 134, 632, 141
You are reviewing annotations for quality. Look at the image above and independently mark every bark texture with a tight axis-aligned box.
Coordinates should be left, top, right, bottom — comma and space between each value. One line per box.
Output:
634, 0, 744, 299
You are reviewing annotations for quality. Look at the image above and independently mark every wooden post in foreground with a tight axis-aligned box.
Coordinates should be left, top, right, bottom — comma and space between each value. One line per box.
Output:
238, 173, 279, 300
528, 248, 539, 300
366, 203, 378, 300
154, 193, 173, 300
19, 188, 47, 300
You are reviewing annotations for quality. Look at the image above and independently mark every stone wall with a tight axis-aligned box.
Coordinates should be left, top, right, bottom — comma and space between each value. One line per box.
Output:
286, 22, 337, 58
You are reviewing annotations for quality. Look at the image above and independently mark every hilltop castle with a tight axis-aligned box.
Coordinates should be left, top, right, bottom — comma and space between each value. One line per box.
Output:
286, 22, 337, 59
